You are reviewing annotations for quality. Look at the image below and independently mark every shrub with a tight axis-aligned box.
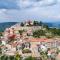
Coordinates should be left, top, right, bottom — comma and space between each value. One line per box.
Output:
22, 49, 31, 54
15, 52, 21, 60
1, 55, 5, 60
9, 56, 15, 60
0, 55, 9, 60
24, 56, 36, 60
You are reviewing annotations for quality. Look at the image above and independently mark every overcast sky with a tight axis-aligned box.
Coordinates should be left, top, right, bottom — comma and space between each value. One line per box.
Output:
0, 0, 60, 22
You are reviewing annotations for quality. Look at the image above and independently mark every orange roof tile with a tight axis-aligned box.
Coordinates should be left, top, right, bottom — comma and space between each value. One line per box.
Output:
28, 38, 48, 42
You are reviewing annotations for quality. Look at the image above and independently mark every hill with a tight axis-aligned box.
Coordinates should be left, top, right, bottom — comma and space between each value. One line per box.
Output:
0, 22, 17, 32
0, 21, 60, 32
45, 22, 60, 28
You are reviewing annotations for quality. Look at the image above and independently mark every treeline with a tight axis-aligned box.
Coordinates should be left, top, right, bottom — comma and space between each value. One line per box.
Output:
20, 20, 48, 27
33, 28, 60, 38
32, 22, 60, 38
33, 30, 45, 38
49, 28, 60, 36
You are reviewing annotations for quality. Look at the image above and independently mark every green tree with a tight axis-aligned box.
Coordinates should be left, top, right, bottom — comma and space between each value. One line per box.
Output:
1, 55, 7, 60
25, 56, 36, 60
49, 28, 60, 36
33, 30, 45, 38
33, 21, 39, 26
9, 56, 15, 60
43, 24, 49, 30
18, 30, 24, 35
40, 50, 48, 60
0, 32, 3, 36
20, 22, 24, 26
15, 52, 21, 60
0, 48, 2, 54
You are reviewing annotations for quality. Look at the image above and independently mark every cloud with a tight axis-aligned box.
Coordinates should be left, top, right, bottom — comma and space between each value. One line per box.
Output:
41, 0, 57, 6
0, 9, 7, 13
17, 0, 57, 9
0, 0, 60, 22
0, 0, 58, 9
0, 0, 19, 9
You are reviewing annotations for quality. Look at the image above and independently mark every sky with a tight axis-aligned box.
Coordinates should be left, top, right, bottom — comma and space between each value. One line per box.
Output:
0, 0, 60, 22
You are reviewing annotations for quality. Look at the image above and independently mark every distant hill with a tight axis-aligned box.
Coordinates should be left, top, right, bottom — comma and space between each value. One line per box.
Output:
0, 22, 17, 32
45, 22, 60, 28
0, 21, 60, 32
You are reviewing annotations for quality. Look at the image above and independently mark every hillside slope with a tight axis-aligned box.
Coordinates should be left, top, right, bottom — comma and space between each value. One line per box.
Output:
0, 22, 17, 32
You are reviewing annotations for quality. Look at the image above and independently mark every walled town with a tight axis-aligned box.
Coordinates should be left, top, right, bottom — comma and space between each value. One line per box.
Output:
0, 21, 60, 60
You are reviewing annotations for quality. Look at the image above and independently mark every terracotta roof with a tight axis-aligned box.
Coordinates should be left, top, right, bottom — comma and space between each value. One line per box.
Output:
28, 38, 53, 42
8, 34, 16, 39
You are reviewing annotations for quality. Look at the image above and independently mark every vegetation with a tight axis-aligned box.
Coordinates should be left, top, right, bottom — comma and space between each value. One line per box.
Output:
0, 55, 36, 60
43, 24, 49, 30
33, 30, 45, 38
9, 56, 15, 60
0, 22, 17, 32
22, 49, 31, 54
20, 22, 24, 26
0, 54, 21, 60
33, 21, 60, 38
49, 28, 60, 36
33, 21, 39, 26
40, 52, 48, 60
24, 56, 36, 60
15, 52, 21, 60
39, 21, 43, 26
0, 32, 3, 36
0, 55, 9, 60
18, 30, 24, 35
0, 48, 2, 54
20, 20, 60, 38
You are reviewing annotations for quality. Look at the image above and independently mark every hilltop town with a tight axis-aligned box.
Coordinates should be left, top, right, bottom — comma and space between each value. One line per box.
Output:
0, 20, 60, 60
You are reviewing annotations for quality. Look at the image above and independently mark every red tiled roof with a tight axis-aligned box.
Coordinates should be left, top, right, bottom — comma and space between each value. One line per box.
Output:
28, 38, 53, 42
8, 34, 16, 39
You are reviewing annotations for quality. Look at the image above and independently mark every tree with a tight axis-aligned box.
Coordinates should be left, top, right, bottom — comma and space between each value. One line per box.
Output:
20, 22, 24, 26
43, 24, 49, 30
25, 56, 36, 60
33, 21, 39, 26
0, 32, 3, 36
40, 48, 48, 60
1, 55, 7, 60
39, 21, 43, 26
9, 56, 15, 60
0, 32, 3, 38
40, 52, 48, 60
33, 30, 45, 38
0, 48, 2, 54
18, 30, 24, 35
0, 40, 2, 45
49, 28, 60, 36
15, 52, 21, 60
